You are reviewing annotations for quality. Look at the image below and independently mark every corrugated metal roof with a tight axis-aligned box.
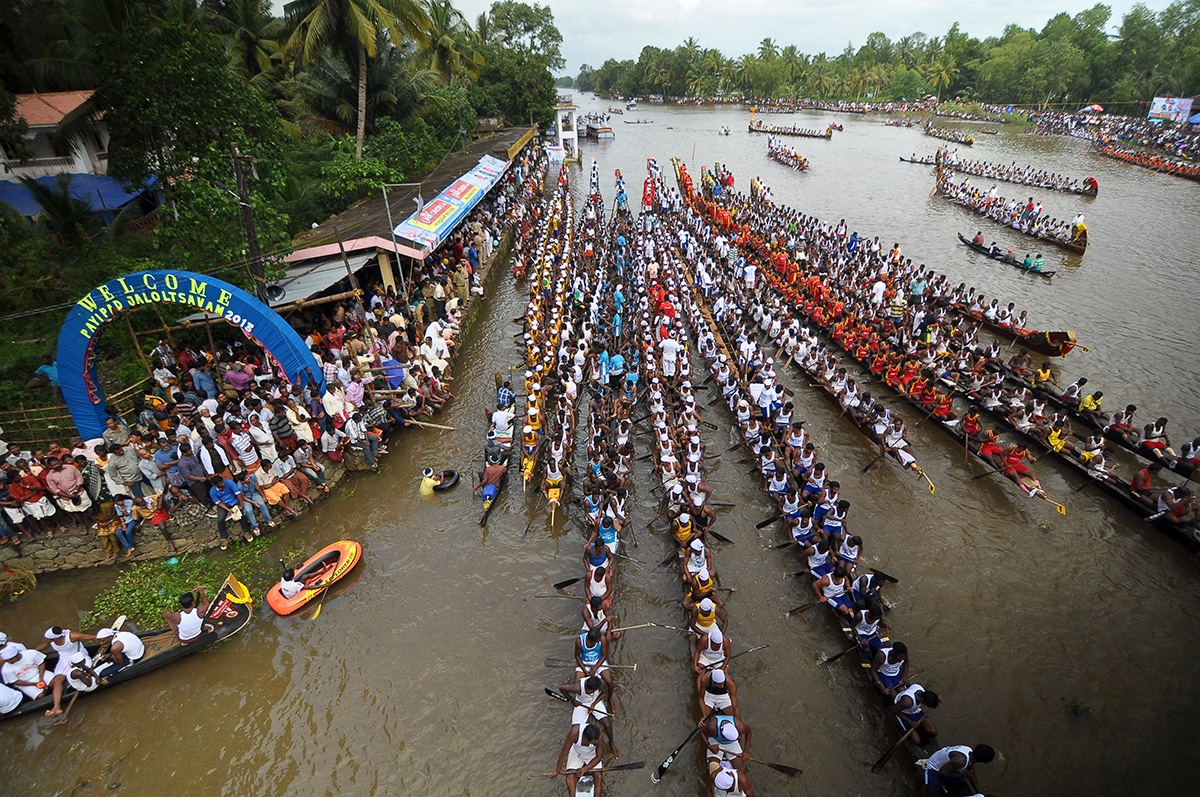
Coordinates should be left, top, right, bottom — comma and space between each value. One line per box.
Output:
177, 251, 376, 323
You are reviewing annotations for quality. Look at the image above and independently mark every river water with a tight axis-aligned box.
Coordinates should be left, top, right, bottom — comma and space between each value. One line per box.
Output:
2, 97, 1198, 796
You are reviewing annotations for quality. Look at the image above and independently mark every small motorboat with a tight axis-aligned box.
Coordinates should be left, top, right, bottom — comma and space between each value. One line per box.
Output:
267, 540, 363, 616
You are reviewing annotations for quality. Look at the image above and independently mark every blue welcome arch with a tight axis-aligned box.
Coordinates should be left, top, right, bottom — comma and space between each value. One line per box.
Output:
58, 270, 326, 440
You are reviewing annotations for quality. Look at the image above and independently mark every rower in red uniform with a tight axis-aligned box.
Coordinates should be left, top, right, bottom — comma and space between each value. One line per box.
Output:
1002, 444, 1044, 495
962, 411, 982, 438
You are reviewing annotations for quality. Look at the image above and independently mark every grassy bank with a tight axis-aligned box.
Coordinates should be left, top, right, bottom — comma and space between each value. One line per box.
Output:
83, 536, 304, 630
939, 101, 1034, 127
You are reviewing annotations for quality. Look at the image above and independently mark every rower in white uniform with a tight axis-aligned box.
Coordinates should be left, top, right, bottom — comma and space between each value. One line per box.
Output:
163, 586, 209, 644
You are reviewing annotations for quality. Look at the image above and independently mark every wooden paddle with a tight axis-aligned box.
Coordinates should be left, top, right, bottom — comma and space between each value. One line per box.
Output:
707, 528, 736, 545
544, 658, 637, 670
544, 688, 614, 718
818, 643, 860, 667
786, 600, 819, 616
747, 756, 804, 777
767, 540, 794, 550
871, 726, 918, 773
756, 514, 783, 529
407, 419, 456, 432
859, 449, 889, 475
552, 575, 584, 591
652, 708, 715, 782
529, 760, 646, 778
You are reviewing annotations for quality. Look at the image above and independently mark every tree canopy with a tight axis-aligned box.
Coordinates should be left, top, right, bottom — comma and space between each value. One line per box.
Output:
577, 3, 1200, 108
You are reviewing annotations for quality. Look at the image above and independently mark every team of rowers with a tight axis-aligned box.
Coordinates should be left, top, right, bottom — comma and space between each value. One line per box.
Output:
939, 177, 1086, 246
671, 162, 997, 795
924, 152, 1098, 194
923, 125, 975, 146
748, 119, 834, 138
1095, 137, 1200, 181
683, 162, 1200, 543
765, 137, 809, 171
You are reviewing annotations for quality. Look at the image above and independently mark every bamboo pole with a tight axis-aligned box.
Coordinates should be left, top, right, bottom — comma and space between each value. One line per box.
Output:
124, 314, 154, 380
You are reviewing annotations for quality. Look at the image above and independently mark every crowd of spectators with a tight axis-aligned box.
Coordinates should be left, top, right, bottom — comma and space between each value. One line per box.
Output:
0, 143, 549, 561
1032, 109, 1200, 159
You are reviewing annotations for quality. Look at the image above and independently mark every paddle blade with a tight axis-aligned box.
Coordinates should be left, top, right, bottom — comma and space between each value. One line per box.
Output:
756, 515, 782, 529
310, 602, 323, 620
1056, 503, 1067, 515
553, 576, 583, 591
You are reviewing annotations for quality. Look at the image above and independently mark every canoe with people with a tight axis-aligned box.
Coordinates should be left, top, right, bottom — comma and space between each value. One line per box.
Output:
669, 163, 990, 782
957, 232, 1056, 278
748, 119, 834, 139
924, 124, 975, 145
938, 156, 1098, 195
766, 137, 808, 171
1, 574, 252, 722
679, 164, 1199, 551
937, 177, 1089, 255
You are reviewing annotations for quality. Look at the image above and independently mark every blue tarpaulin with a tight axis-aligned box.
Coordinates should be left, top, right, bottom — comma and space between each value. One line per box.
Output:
1188, 112, 1200, 125
0, 173, 156, 222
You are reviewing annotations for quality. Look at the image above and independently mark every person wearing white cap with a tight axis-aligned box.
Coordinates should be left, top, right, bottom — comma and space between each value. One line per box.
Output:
693, 626, 730, 672
61, 651, 100, 697
703, 711, 750, 762
685, 563, 722, 611
690, 596, 727, 638
698, 664, 740, 717
710, 761, 754, 797
94, 626, 145, 675
1, 642, 47, 701
36, 626, 95, 680
684, 537, 710, 578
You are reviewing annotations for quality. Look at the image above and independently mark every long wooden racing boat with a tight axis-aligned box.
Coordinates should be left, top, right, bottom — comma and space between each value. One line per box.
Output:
957, 233, 1056, 278
748, 122, 833, 139
898, 155, 936, 164
3, 574, 252, 721
938, 185, 1088, 256
937, 301, 1076, 358
268, 541, 362, 616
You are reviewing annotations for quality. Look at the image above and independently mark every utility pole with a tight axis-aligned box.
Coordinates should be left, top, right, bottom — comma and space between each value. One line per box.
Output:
231, 144, 267, 302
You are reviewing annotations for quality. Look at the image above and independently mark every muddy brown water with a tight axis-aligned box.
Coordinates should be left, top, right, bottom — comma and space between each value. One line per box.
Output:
2, 98, 1198, 796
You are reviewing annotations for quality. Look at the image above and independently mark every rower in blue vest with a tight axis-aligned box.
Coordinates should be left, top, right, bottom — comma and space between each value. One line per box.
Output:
574, 628, 608, 678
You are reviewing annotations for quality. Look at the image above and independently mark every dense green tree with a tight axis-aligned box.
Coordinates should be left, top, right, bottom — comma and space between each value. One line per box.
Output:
486, 1, 563, 70
285, 0, 432, 159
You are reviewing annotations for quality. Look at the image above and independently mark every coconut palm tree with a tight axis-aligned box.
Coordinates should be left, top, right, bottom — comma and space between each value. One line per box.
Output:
285, 0, 432, 159
207, 0, 286, 85
758, 37, 778, 61
423, 0, 481, 85
922, 54, 958, 101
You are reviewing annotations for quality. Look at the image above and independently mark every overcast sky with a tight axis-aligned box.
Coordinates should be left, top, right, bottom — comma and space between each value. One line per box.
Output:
272, 1, 1174, 76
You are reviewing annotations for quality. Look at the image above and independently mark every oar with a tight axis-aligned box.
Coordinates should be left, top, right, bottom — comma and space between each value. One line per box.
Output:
552, 575, 585, 590
709, 501, 736, 508
970, 465, 1005, 481
859, 449, 889, 475
651, 549, 679, 571
309, 580, 332, 620
529, 761, 646, 778
407, 419, 456, 432
747, 756, 804, 777
535, 593, 584, 600
716, 643, 770, 667
544, 688, 614, 719
915, 401, 943, 428
652, 708, 716, 782
1035, 491, 1068, 515
522, 495, 544, 541
871, 726, 918, 773
786, 600, 818, 616
544, 657, 637, 670
707, 528, 736, 545
870, 568, 900, 584
817, 643, 860, 667
609, 623, 655, 633
1144, 508, 1169, 523
755, 514, 783, 529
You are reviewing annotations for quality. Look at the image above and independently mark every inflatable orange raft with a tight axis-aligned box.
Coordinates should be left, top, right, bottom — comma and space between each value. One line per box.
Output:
267, 540, 363, 616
